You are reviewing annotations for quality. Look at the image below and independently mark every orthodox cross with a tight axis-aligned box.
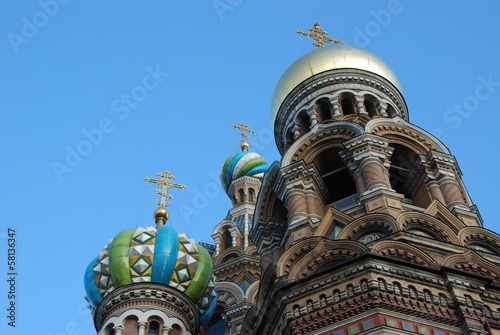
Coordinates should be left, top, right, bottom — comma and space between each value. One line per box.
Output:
231, 122, 256, 145
296, 23, 343, 47
144, 171, 186, 208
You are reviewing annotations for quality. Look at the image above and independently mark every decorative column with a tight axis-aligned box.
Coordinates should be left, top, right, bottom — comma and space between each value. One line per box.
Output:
307, 106, 318, 127
331, 98, 342, 119
114, 326, 124, 335
138, 322, 147, 335
162, 326, 172, 335
426, 151, 467, 209
341, 133, 393, 195
292, 123, 301, 140
355, 96, 368, 115
377, 101, 389, 117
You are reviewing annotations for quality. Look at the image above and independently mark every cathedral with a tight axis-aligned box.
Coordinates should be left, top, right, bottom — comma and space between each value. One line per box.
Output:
84, 24, 500, 335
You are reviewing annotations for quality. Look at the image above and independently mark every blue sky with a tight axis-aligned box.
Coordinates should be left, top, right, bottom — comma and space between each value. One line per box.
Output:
1, 1, 500, 334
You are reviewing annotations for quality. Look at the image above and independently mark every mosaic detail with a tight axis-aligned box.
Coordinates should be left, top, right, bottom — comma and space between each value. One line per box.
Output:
358, 232, 385, 244
84, 226, 216, 324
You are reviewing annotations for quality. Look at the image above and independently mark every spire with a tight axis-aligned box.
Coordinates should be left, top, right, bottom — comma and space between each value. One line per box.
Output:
231, 122, 256, 151
296, 23, 343, 47
144, 171, 186, 227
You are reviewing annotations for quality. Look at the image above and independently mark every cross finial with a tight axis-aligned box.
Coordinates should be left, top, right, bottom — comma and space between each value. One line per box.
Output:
231, 122, 256, 151
144, 171, 187, 208
296, 23, 343, 47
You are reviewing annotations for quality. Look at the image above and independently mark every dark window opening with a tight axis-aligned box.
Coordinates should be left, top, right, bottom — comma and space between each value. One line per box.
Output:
389, 144, 418, 199
312, 147, 357, 204
315, 98, 333, 122
341, 97, 356, 115
364, 99, 378, 117
296, 111, 311, 135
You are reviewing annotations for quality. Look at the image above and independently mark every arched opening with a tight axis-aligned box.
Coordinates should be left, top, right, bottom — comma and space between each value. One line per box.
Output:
389, 144, 419, 201
249, 188, 255, 202
223, 231, 232, 249
340, 97, 356, 115
147, 320, 161, 335
393, 282, 402, 296
104, 323, 115, 335
238, 189, 245, 203
386, 105, 396, 118
296, 110, 311, 135
124, 316, 139, 335
315, 98, 333, 122
170, 324, 183, 335
364, 99, 378, 117
312, 147, 357, 205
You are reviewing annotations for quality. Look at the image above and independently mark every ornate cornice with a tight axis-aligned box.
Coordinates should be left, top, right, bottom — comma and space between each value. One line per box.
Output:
94, 283, 199, 332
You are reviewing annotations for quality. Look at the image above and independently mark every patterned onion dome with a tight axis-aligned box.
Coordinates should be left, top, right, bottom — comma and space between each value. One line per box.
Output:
84, 226, 217, 325
221, 151, 270, 190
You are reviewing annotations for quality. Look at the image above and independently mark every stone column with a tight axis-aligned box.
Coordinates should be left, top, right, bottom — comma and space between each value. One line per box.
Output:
427, 151, 467, 209
355, 96, 368, 115
114, 326, 124, 335
307, 106, 318, 126
138, 322, 147, 335
162, 326, 172, 335
341, 133, 393, 195
377, 101, 389, 117
331, 98, 342, 119
292, 124, 300, 140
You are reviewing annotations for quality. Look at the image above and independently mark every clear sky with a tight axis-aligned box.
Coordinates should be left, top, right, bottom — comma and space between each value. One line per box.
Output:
1, 1, 500, 334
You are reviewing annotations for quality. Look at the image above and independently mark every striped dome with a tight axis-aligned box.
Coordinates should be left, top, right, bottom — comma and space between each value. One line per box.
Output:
221, 151, 270, 190
84, 226, 217, 325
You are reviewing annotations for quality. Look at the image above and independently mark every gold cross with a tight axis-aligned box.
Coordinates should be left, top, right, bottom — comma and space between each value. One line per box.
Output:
297, 23, 343, 47
231, 122, 256, 144
144, 171, 186, 208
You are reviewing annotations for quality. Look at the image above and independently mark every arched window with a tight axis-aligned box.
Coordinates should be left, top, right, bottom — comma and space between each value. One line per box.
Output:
238, 189, 245, 203
124, 317, 138, 335
293, 304, 301, 317
423, 289, 432, 303
360, 279, 369, 292
364, 99, 378, 117
170, 324, 183, 335
409, 286, 417, 299
378, 278, 387, 291
223, 231, 232, 249
312, 147, 357, 205
347, 284, 355, 298
249, 188, 255, 202
315, 98, 333, 122
341, 97, 356, 115
147, 320, 160, 335
389, 144, 421, 203
306, 299, 314, 312
296, 110, 311, 135
319, 294, 327, 307
439, 293, 448, 307
333, 289, 341, 302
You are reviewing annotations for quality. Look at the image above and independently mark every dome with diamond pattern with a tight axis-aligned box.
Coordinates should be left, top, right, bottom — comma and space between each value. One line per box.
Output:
84, 226, 217, 325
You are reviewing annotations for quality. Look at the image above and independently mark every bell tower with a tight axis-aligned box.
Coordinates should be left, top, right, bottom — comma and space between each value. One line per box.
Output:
204, 123, 269, 335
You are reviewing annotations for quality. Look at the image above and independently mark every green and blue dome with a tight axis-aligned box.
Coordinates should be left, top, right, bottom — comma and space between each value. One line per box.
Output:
84, 226, 217, 325
221, 151, 270, 190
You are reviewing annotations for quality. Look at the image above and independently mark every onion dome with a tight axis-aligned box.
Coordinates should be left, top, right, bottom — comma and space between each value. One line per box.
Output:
221, 150, 270, 190
84, 226, 217, 325
271, 44, 403, 123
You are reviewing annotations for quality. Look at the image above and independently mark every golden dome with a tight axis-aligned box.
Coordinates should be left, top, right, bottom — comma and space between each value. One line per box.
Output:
271, 45, 403, 122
